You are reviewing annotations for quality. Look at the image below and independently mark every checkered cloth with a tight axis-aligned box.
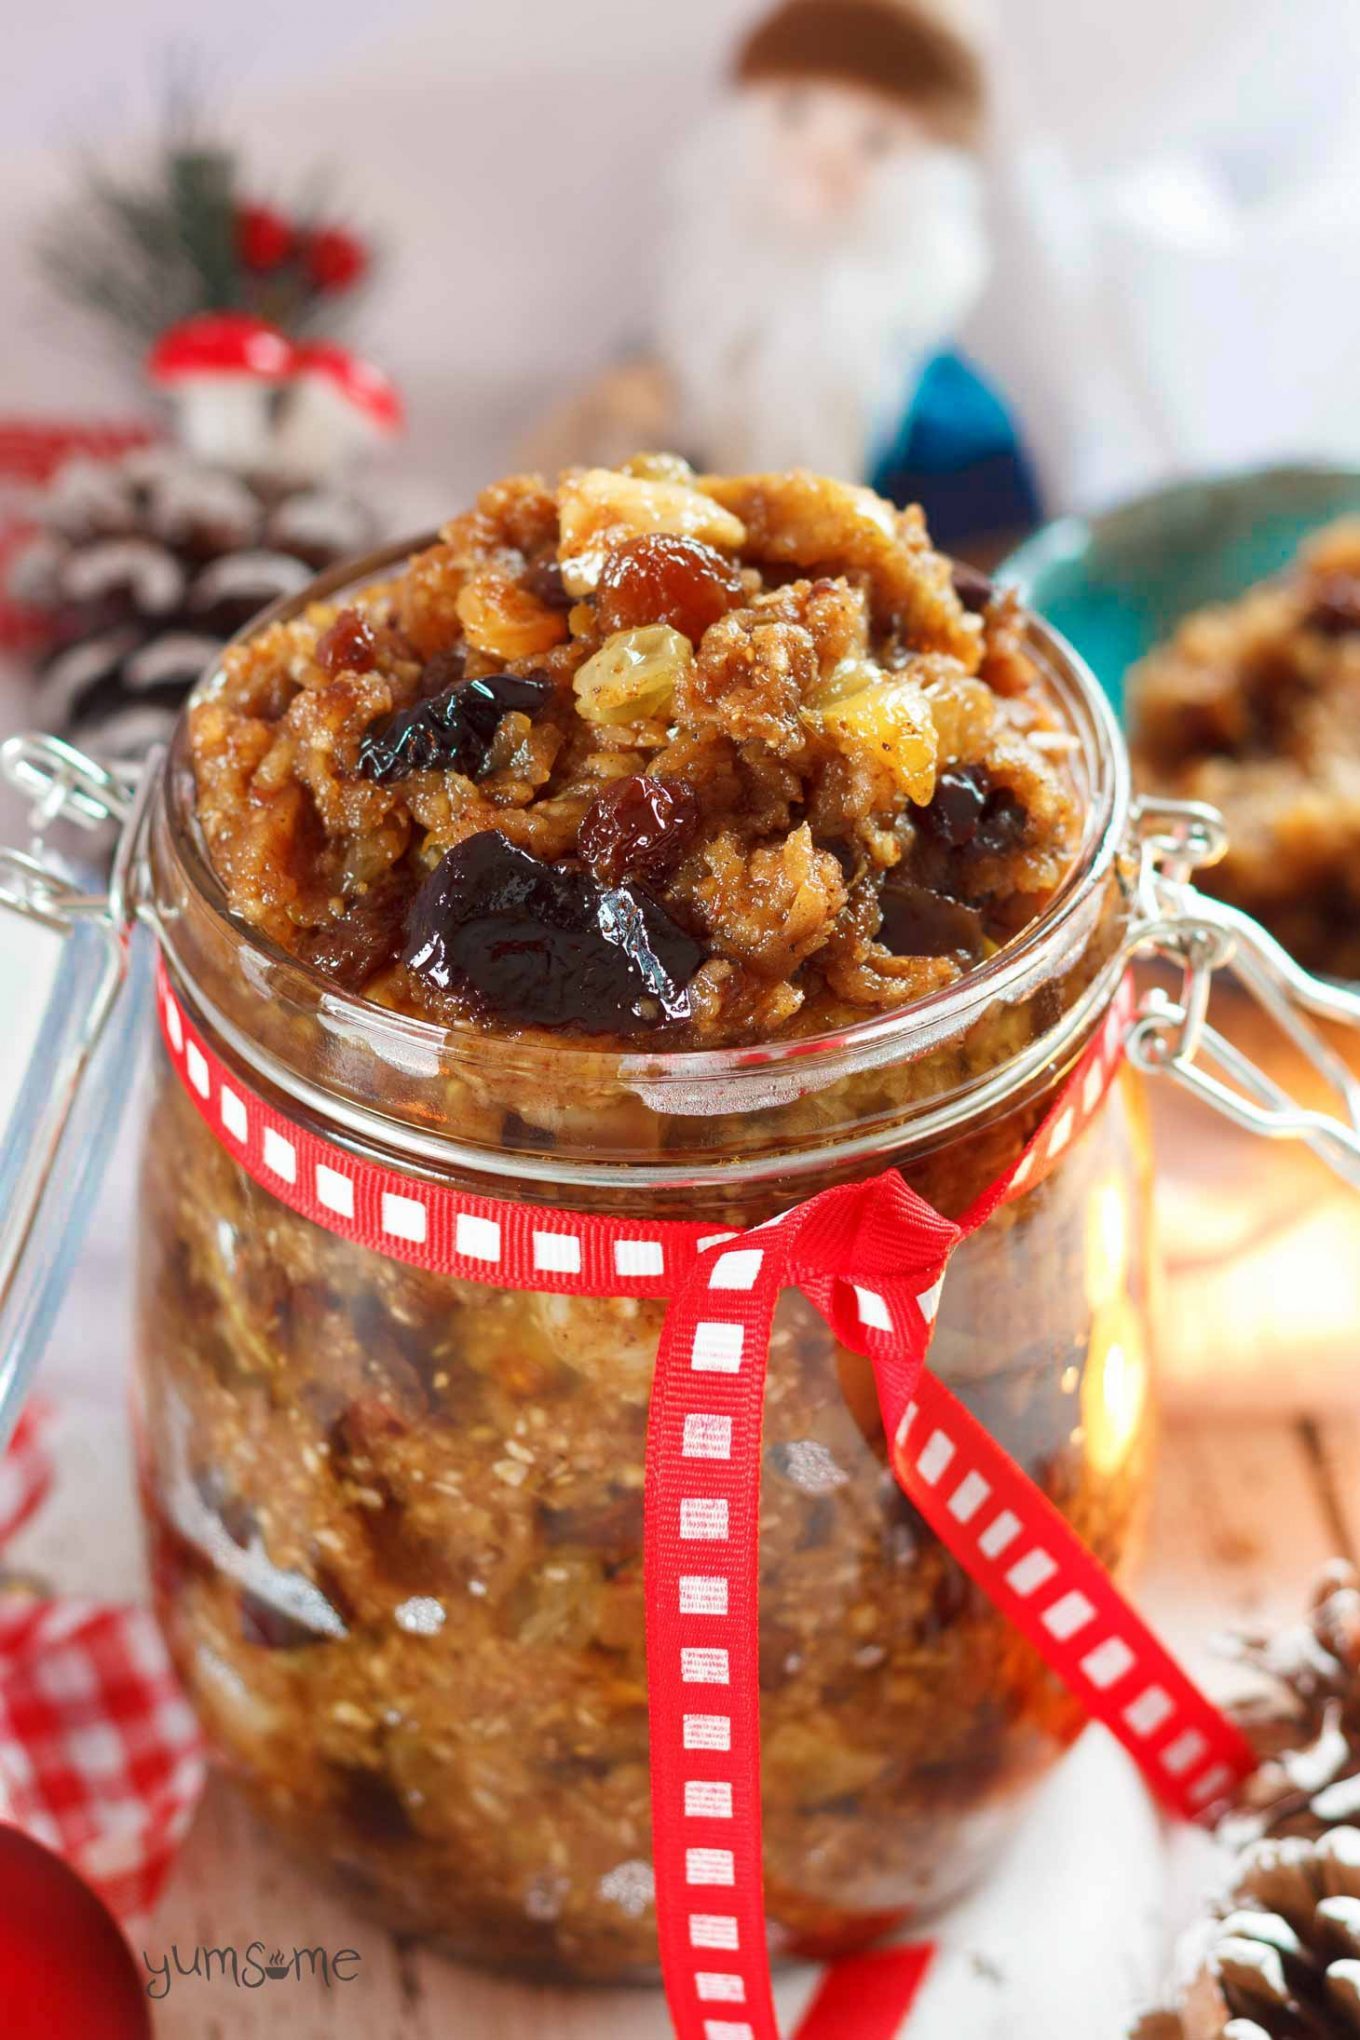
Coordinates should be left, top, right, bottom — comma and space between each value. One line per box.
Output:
0, 1400, 205, 1925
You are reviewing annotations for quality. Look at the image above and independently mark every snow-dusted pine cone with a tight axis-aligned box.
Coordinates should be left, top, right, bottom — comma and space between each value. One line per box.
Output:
1224, 1563, 1360, 1847
1131, 1828, 1360, 2038
1132, 1568, 1360, 2038
10, 443, 375, 761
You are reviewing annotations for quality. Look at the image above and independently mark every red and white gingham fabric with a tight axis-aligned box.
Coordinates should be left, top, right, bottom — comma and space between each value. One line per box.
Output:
156, 958, 1259, 2040
0, 1398, 205, 1927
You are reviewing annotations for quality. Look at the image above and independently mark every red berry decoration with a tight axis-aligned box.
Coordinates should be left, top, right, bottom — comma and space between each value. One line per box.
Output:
235, 202, 294, 272
305, 226, 368, 292
0, 1826, 151, 2039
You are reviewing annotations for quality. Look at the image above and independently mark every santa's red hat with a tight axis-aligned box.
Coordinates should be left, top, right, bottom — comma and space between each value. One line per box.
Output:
734, 0, 985, 148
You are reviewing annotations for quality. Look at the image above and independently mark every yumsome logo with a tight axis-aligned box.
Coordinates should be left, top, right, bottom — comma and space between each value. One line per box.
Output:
141, 1941, 362, 1998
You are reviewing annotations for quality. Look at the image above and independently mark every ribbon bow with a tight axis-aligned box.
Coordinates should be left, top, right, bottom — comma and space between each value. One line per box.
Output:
154, 962, 1257, 2040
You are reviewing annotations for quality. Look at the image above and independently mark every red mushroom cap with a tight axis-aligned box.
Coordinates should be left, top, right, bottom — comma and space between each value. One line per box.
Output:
147, 314, 296, 385
293, 342, 404, 433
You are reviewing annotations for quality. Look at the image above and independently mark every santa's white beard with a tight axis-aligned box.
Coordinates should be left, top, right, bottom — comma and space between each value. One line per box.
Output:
656, 100, 991, 483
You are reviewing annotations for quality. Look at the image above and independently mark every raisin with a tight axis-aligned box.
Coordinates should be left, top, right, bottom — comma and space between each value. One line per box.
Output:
919, 767, 1028, 857
597, 534, 745, 641
919, 767, 988, 848
358, 670, 555, 783
878, 877, 984, 964
521, 557, 573, 611
403, 832, 705, 1033
299, 870, 410, 990
1306, 572, 1360, 637
578, 775, 699, 886
316, 607, 378, 676
974, 788, 1028, 855
239, 1589, 328, 1651
950, 563, 995, 614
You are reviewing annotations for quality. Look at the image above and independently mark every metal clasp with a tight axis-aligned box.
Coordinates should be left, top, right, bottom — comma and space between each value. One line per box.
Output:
0, 735, 160, 1449
1124, 797, 1360, 1190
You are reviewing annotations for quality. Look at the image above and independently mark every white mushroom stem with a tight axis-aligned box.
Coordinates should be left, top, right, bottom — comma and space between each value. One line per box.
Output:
269, 375, 382, 482
168, 377, 280, 470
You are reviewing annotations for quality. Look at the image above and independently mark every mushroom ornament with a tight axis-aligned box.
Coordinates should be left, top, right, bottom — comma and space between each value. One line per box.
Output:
9, 316, 401, 761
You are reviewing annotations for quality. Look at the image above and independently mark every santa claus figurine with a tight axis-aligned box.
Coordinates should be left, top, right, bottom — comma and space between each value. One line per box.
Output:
530, 0, 1038, 547
664, 0, 1037, 539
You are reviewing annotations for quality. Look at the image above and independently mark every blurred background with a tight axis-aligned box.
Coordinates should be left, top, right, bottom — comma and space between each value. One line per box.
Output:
6, 0, 1360, 515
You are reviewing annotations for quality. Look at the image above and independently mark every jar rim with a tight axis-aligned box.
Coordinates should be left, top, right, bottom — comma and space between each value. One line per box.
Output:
146, 533, 1131, 1183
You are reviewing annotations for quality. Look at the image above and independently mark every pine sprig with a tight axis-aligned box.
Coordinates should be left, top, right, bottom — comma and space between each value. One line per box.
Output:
35, 96, 373, 357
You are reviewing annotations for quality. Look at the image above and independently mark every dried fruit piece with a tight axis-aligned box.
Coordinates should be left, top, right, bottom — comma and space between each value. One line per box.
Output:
878, 877, 984, 964
919, 766, 988, 847
814, 661, 938, 802
573, 625, 693, 726
456, 570, 569, 659
597, 534, 745, 642
316, 607, 378, 677
403, 832, 705, 1032
358, 671, 556, 783
558, 467, 747, 555
521, 557, 573, 611
578, 775, 700, 886
919, 764, 1029, 856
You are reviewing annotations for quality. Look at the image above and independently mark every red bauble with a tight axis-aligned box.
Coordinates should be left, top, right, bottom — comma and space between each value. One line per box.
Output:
304, 225, 368, 292
0, 1826, 150, 2039
236, 203, 294, 272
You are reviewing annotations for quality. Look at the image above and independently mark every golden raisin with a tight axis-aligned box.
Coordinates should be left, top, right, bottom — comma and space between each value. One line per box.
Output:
597, 535, 745, 643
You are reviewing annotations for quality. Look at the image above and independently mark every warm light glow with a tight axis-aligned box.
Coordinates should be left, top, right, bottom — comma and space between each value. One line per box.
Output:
1082, 1300, 1149, 1477
1085, 1179, 1131, 1312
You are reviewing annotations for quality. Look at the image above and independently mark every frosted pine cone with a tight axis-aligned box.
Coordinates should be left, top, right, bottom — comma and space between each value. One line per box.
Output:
10, 443, 374, 761
1131, 1828, 1360, 2038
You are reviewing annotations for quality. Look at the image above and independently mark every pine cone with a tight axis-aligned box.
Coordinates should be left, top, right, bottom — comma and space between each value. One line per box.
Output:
1131, 1829, 1360, 2038
1132, 1568, 1360, 2038
10, 443, 375, 761
1224, 1563, 1360, 1846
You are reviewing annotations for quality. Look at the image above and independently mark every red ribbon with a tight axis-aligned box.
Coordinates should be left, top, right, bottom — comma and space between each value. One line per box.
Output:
154, 962, 1256, 2037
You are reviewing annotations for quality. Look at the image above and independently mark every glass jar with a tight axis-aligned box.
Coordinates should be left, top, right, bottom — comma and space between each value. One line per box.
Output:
119, 544, 1152, 1983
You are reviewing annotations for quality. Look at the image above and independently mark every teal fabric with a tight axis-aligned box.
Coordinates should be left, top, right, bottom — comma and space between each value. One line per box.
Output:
1001, 467, 1360, 720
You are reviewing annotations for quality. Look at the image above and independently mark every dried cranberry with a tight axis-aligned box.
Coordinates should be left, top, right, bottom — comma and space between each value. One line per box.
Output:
316, 607, 378, 676
358, 670, 556, 783
950, 563, 995, 614
578, 775, 699, 887
597, 534, 744, 641
1306, 572, 1360, 637
521, 557, 573, 612
403, 832, 705, 1033
919, 767, 988, 848
878, 878, 984, 964
239, 1590, 328, 1651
